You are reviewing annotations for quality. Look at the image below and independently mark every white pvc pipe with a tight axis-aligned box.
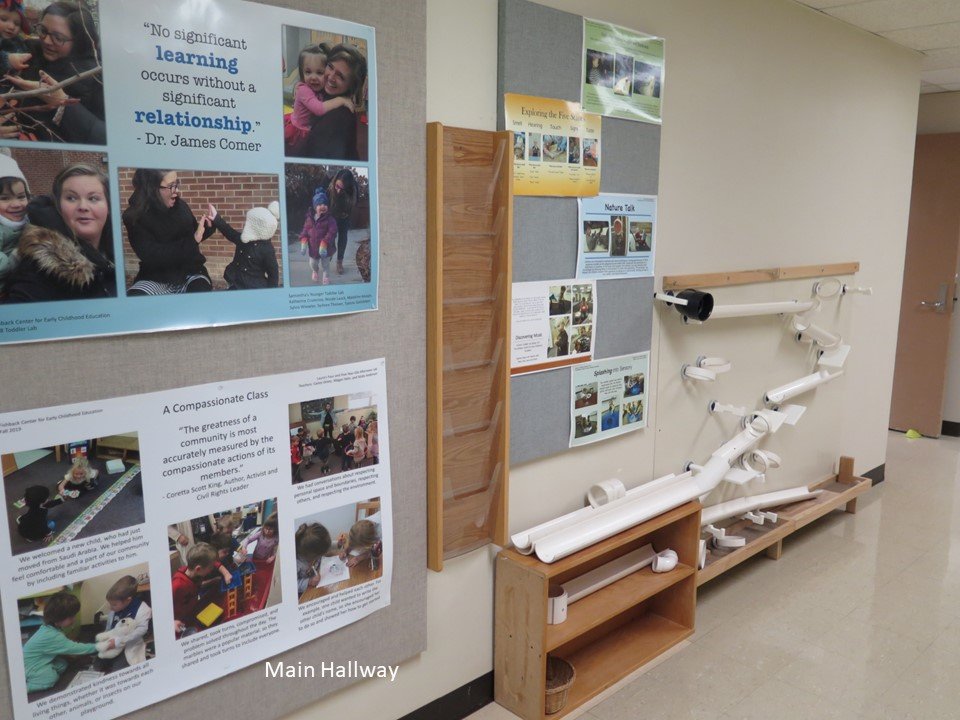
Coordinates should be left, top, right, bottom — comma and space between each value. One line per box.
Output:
531, 421, 768, 563
701, 485, 822, 526
794, 318, 842, 349
709, 299, 818, 319
654, 292, 688, 306
511, 473, 679, 553
764, 369, 843, 405
562, 544, 656, 602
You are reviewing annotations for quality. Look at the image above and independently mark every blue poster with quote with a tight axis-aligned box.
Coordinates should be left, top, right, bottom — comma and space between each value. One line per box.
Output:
0, 0, 378, 344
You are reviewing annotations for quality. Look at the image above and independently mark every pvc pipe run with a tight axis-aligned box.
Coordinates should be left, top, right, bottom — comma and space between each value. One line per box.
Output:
701, 485, 823, 526
794, 317, 842, 349
764, 369, 843, 405
709, 298, 818, 319
654, 291, 688, 306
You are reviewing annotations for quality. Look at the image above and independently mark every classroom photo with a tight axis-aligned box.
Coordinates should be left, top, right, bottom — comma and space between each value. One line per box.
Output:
289, 393, 379, 485
574, 382, 598, 409
167, 499, 281, 640
118, 167, 282, 295
2, 434, 144, 556
629, 220, 653, 252
573, 411, 598, 439
295, 498, 382, 605
281, 25, 369, 162
18, 563, 153, 704
285, 163, 371, 286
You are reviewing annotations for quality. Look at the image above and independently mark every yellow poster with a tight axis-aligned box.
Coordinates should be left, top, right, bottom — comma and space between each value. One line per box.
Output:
504, 93, 601, 197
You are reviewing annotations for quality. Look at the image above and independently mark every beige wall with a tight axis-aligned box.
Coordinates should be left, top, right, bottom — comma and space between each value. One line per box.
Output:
918, 91, 960, 134
284, 0, 920, 718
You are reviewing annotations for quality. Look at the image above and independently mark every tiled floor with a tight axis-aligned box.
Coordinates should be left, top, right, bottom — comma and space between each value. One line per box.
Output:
471, 432, 960, 719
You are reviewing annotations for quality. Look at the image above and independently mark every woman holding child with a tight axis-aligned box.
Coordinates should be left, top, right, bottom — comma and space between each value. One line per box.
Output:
302, 44, 367, 161
5, 162, 115, 302
123, 169, 216, 295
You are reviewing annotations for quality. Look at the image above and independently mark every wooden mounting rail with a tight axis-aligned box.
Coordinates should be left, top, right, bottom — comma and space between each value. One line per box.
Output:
662, 262, 859, 290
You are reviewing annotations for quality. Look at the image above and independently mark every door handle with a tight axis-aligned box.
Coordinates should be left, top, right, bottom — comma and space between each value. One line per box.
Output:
920, 282, 950, 313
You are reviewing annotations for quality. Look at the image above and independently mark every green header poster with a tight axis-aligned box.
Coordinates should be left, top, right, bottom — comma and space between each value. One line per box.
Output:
581, 18, 663, 124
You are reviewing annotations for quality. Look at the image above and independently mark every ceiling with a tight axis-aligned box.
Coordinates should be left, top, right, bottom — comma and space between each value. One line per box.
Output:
794, 0, 960, 93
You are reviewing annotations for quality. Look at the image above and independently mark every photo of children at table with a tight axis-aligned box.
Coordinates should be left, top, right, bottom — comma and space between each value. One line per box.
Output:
167, 500, 282, 639
297, 498, 383, 604
3, 434, 144, 556
18, 564, 153, 703
289, 394, 379, 484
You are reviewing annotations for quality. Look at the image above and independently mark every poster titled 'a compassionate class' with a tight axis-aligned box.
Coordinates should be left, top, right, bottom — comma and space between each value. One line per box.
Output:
0, 0, 379, 344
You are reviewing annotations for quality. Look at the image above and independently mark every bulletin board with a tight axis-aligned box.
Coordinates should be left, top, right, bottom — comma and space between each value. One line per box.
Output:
498, 0, 660, 465
0, 0, 427, 718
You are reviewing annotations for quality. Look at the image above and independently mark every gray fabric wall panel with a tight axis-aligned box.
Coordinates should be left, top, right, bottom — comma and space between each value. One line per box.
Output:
500, 0, 659, 466
0, 1, 426, 718
599, 118, 661, 195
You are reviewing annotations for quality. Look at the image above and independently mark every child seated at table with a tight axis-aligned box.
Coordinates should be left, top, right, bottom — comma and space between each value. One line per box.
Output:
296, 522, 332, 594
339, 515, 382, 568
22, 592, 107, 692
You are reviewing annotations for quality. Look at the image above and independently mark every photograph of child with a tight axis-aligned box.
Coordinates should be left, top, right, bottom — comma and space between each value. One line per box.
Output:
0, 148, 114, 304
549, 316, 569, 358
583, 138, 600, 168
514, 131, 526, 160
285, 162, 370, 285
168, 500, 281, 639
0, 1, 105, 146
623, 400, 644, 425
584, 49, 613, 87
601, 398, 621, 431
296, 498, 383, 604
614, 53, 634, 95
609, 216, 628, 257
281, 25, 369, 161
289, 393, 378, 484
18, 563, 152, 703
574, 411, 598, 438
542, 135, 568, 163
567, 136, 580, 164
528, 133, 541, 161
633, 60, 662, 98
572, 285, 593, 325
548, 285, 572, 315
624, 373, 645, 397
574, 382, 598, 409
629, 220, 653, 253
573, 324, 592, 354
118, 167, 281, 294
3, 435, 143, 556
582, 220, 608, 253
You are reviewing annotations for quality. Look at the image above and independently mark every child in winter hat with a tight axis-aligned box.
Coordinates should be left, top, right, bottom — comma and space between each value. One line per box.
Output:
0, 151, 29, 285
211, 200, 281, 290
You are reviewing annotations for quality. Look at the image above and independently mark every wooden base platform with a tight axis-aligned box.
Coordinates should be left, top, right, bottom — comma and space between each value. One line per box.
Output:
698, 456, 870, 586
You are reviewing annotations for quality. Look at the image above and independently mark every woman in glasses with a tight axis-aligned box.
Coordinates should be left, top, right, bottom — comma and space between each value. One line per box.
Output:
3, 2, 104, 144
123, 169, 216, 295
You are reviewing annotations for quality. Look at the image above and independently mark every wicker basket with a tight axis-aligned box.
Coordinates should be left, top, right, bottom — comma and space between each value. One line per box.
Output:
544, 655, 576, 715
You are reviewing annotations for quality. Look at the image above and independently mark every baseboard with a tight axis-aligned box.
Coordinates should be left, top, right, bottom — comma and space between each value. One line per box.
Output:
942, 421, 960, 437
862, 463, 885, 486
398, 672, 493, 720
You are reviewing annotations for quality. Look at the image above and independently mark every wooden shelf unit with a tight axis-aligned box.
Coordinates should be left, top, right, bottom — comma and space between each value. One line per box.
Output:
495, 501, 700, 720
698, 456, 871, 585
427, 123, 513, 570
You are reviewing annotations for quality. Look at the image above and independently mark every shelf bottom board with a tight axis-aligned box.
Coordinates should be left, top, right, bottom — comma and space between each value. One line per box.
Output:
551, 613, 692, 718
